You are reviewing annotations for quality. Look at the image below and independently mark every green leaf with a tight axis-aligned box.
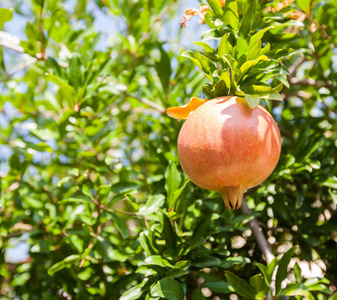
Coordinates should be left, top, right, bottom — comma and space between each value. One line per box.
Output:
294, 262, 302, 283
145, 255, 174, 268
257, 257, 279, 286
206, 0, 224, 19
120, 280, 148, 300
191, 289, 206, 300
111, 182, 139, 194
214, 80, 229, 97
151, 277, 184, 300
223, 0, 239, 30
201, 28, 224, 40
237, 55, 269, 83
226, 271, 255, 299
104, 210, 129, 238
222, 54, 238, 73
154, 44, 171, 90
241, 85, 283, 101
48, 255, 81, 275
220, 256, 251, 268
0, 8, 13, 28
297, 0, 311, 15
329, 189, 337, 205
183, 237, 206, 255
244, 94, 260, 109
194, 41, 215, 54
218, 33, 233, 58
46, 73, 77, 104
59, 197, 92, 204
280, 283, 310, 297
67, 52, 82, 91
328, 293, 337, 300
243, 38, 262, 63
156, 210, 177, 255
166, 269, 189, 279
249, 27, 273, 48
249, 274, 269, 299
306, 284, 331, 294
236, 36, 248, 58
239, 0, 257, 37
139, 232, 159, 256
138, 194, 165, 215
275, 246, 297, 294
182, 51, 216, 82
165, 162, 181, 208
191, 256, 222, 268
204, 281, 232, 293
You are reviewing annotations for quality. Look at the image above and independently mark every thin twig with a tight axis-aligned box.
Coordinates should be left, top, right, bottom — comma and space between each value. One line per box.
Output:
287, 57, 307, 79
0, 40, 24, 53
241, 197, 275, 264
0, 38, 68, 69
127, 94, 166, 113
289, 77, 336, 90
241, 197, 276, 300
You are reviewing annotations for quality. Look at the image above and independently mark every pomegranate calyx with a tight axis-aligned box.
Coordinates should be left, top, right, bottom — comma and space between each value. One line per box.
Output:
166, 97, 207, 119
220, 186, 246, 210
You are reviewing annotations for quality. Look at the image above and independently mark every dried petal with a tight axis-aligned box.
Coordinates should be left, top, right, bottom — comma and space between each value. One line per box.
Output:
166, 97, 207, 119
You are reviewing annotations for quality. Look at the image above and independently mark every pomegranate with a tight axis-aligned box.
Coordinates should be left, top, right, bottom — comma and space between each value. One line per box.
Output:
177, 96, 281, 209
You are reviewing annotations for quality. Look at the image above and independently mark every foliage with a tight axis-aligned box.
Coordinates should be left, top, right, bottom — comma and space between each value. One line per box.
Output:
0, 0, 337, 299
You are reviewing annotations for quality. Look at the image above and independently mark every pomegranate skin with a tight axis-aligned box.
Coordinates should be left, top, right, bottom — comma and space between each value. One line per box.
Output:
177, 96, 281, 209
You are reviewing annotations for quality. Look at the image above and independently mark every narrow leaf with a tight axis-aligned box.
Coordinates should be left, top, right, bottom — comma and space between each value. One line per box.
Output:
182, 51, 216, 82
218, 33, 233, 58
206, 0, 224, 19
249, 26, 273, 48
46, 74, 77, 104
157, 210, 178, 255
280, 283, 310, 297
294, 262, 302, 283
237, 55, 269, 82
223, 0, 239, 30
145, 255, 174, 268
104, 210, 129, 238
275, 246, 297, 294
48, 255, 81, 275
257, 257, 279, 286
120, 280, 147, 300
226, 271, 255, 299
239, 0, 257, 37
241, 84, 283, 101
249, 274, 269, 298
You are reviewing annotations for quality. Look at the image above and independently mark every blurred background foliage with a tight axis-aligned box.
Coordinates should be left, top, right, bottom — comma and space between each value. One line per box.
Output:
0, 0, 336, 299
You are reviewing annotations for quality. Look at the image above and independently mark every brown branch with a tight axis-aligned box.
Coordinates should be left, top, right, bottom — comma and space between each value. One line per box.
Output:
287, 57, 307, 79
127, 94, 166, 114
241, 197, 275, 264
0, 40, 24, 53
0, 37, 68, 69
289, 77, 336, 90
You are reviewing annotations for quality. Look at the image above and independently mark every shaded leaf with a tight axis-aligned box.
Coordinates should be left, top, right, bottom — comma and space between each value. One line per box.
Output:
151, 277, 184, 300
276, 246, 297, 294
226, 271, 255, 299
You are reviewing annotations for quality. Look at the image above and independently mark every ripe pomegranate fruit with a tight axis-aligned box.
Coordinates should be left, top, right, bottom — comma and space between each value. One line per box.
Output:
177, 96, 281, 209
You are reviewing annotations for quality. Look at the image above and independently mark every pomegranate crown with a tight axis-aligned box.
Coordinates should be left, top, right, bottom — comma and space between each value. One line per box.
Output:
180, 0, 301, 110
